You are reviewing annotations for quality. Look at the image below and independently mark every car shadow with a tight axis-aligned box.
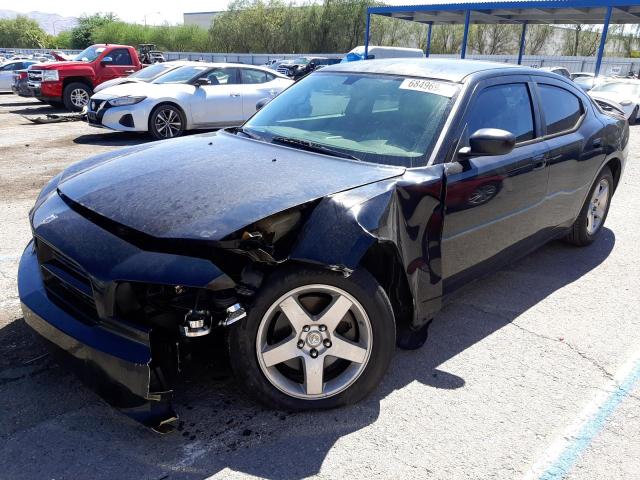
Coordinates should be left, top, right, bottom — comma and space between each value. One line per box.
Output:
0, 230, 615, 480
73, 131, 154, 147
9, 105, 67, 115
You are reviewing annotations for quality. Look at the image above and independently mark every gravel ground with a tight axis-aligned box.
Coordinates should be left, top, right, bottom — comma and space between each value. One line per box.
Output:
0, 93, 638, 480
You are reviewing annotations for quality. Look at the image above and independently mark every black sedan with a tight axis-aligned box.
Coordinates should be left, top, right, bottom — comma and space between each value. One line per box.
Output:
18, 59, 628, 431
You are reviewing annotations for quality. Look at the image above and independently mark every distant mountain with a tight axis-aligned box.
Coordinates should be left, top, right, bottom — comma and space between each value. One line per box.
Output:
0, 10, 78, 35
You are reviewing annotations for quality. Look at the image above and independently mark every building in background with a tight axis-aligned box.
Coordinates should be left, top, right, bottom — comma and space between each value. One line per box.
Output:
183, 11, 222, 29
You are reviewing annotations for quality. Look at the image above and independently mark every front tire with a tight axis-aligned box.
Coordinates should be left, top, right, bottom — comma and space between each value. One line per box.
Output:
149, 104, 185, 140
228, 266, 395, 410
62, 82, 92, 111
565, 166, 613, 246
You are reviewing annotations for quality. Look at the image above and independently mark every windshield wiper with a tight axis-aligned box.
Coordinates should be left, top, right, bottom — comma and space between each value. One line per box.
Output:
233, 126, 264, 141
271, 136, 361, 161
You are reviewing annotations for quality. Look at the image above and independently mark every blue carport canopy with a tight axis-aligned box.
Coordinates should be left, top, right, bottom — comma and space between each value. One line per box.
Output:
365, 0, 640, 75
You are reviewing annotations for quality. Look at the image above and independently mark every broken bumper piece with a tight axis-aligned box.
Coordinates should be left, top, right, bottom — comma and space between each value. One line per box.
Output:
18, 243, 177, 433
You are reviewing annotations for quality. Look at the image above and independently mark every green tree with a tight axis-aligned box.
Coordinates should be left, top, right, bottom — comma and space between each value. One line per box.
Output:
0, 16, 49, 48
70, 13, 118, 49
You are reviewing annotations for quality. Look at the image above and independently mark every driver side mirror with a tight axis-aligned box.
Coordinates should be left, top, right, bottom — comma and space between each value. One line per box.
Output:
194, 77, 211, 87
458, 128, 515, 157
100, 56, 113, 65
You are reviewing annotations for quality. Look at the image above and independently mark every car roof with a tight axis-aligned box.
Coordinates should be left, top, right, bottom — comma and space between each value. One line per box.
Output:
322, 58, 532, 83
166, 62, 290, 78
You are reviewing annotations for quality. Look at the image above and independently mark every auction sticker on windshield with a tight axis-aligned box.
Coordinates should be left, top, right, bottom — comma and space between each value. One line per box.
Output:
399, 78, 458, 97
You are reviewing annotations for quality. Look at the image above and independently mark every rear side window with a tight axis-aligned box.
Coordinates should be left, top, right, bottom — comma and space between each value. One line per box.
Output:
467, 83, 535, 143
241, 69, 270, 84
110, 49, 133, 66
538, 84, 582, 135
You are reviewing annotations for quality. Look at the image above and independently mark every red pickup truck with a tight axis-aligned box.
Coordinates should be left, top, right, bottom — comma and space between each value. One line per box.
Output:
28, 44, 143, 111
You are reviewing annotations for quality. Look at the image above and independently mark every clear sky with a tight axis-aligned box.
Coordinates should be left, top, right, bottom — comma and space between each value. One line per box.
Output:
7, 0, 430, 25
8, 0, 235, 25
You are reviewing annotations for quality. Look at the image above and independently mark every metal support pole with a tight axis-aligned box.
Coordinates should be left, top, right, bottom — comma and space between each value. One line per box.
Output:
364, 12, 371, 59
426, 22, 433, 57
595, 6, 612, 77
461, 10, 471, 59
517, 22, 528, 65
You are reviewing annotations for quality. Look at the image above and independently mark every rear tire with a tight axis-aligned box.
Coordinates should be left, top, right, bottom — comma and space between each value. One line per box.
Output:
565, 166, 613, 246
62, 82, 92, 111
228, 265, 396, 411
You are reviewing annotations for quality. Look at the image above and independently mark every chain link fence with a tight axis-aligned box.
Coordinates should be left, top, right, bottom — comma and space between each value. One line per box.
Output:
4, 47, 640, 74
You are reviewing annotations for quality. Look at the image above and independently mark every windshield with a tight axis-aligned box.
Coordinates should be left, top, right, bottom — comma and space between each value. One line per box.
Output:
592, 82, 640, 95
244, 72, 458, 167
152, 65, 208, 84
131, 63, 175, 80
73, 46, 106, 62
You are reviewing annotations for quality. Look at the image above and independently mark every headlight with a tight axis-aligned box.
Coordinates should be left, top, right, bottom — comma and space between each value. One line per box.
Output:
620, 100, 632, 106
42, 70, 59, 82
108, 96, 146, 107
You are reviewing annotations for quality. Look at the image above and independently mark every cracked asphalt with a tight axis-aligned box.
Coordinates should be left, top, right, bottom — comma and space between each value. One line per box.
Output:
1, 93, 639, 479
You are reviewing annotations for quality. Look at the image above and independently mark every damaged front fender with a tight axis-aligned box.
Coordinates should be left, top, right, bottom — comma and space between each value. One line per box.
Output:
290, 165, 447, 328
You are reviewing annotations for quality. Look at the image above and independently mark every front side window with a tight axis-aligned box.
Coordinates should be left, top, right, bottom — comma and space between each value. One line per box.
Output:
206, 68, 239, 85
109, 49, 133, 66
244, 72, 458, 167
467, 83, 535, 143
538, 84, 582, 135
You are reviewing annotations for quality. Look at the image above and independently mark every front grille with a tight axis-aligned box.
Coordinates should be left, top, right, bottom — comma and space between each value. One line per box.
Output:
28, 70, 43, 82
35, 237, 99, 324
277, 65, 292, 75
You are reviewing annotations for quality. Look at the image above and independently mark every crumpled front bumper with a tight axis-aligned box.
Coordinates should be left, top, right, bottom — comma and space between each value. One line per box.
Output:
18, 241, 177, 432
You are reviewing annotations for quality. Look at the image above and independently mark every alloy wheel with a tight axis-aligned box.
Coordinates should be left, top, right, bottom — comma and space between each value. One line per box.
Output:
586, 177, 610, 235
154, 108, 182, 138
256, 284, 373, 400
70, 88, 89, 108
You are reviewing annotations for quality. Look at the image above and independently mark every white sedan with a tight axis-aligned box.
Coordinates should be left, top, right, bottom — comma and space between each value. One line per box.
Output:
589, 80, 640, 124
86, 63, 293, 139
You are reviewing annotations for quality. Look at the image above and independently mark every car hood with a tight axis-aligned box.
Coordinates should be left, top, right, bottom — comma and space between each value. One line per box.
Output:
95, 77, 143, 92
56, 131, 405, 241
92, 81, 193, 99
36, 60, 89, 69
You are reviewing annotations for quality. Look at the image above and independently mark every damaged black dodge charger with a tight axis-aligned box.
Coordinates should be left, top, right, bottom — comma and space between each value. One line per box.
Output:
19, 59, 628, 431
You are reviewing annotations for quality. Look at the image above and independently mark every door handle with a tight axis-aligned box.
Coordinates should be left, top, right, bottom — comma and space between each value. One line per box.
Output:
229, 92, 241, 97
125, 70, 135, 74
531, 154, 547, 171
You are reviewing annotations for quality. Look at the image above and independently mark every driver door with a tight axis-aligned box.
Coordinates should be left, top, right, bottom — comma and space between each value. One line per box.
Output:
441, 76, 550, 293
190, 67, 244, 127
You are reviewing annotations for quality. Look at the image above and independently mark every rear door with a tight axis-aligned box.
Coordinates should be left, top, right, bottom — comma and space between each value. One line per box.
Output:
533, 76, 607, 228
440, 75, 551, 292
239, 68, 281, 118
189, 67, 244, 126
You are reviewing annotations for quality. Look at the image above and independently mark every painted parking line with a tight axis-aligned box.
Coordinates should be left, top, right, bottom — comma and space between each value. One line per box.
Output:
523, 349, 640, 480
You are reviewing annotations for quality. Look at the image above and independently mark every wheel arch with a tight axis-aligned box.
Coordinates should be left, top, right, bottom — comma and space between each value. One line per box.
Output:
149, 101, 190, 130
63, 77, 93, 90
358, 241, 414, 342
605, 157, 622, 192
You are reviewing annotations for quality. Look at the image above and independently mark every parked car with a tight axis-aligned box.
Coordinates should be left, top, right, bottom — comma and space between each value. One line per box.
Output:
86, 63, 293, 139
93, 61, 199, 93
277, 57, 341, 80
27, 44, 143, 111
18, 59, 627, 431
571, 72, 594, 80
589, 79, 640, 124
342, 45, 425, 62
540, 66, 572, 79
0, 60, 38, 91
